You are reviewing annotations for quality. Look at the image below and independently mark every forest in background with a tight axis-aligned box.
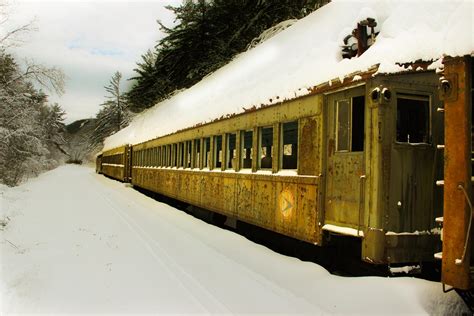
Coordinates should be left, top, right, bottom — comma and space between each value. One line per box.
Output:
91, 0, 328, 149
127, 0, 327, 112
0, 0, 328, 186
0, 2, 68, 186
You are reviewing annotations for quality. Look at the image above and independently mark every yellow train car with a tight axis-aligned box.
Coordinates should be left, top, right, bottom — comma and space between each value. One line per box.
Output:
99, 145, 131, 182
124, 68, 443, 265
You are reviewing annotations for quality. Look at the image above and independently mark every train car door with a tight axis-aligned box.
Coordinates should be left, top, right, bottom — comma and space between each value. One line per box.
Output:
325, 86, 366, 232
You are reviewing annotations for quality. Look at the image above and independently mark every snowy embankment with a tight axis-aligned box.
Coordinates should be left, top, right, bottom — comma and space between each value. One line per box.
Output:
104, 0, 473, 151
0, 166, 467, 314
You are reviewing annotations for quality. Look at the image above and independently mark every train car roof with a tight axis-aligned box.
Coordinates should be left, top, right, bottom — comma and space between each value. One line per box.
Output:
103, 0, 473, 151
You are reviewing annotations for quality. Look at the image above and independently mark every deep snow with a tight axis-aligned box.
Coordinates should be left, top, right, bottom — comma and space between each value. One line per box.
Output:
104, 0, 474, 151
0, 166, 468, 314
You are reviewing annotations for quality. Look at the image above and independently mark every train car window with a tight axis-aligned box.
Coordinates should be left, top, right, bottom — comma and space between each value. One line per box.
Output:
157, 147, 161, 167
186, 141, 192, 168
194, 139, 201, 169
336, 100, 350, 152
161, 146, 164, 167
259, 126, 273, 169
226, 133, 237, 169
204, 137, 211, 168
282, 121, 298, 169
396, 95, 430, 143
164, 145, 168, 167
241, 130, 253, 169
166, 145, 171, 167
214, 135, 223, 169
352, 96, 365, 151
153, 148, 156, 166
336, 96, 365, 152
172, 144, 178, 167
179, 142, 184, 167
160, 148, 163, 167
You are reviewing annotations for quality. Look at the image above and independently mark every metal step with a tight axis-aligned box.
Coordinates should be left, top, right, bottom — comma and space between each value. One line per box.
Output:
437, 180, 445, 186
434, 252, 443, 260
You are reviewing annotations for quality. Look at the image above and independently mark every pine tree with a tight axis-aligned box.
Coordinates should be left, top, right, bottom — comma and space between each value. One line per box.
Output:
91, 71, 131, 147
126, 0, 327, 112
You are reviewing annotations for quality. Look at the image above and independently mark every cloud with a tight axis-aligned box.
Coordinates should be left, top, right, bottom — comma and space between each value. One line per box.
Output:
5, 0, 181, 123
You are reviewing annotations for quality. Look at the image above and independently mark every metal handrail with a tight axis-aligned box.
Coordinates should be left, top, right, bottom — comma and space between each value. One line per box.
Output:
358, 175, 367, 237
455, 183, 473, 265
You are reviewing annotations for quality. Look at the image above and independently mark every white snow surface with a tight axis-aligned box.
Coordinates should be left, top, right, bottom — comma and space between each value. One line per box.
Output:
0, 166, 468, 314
104, 0, 474, 151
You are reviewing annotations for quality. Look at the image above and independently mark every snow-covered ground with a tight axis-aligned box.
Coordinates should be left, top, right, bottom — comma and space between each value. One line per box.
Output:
0, 166, 468, 314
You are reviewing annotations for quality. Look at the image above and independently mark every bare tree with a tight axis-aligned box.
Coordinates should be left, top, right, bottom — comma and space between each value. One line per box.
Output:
0, 1, 67, 186
0, 1, 37, 50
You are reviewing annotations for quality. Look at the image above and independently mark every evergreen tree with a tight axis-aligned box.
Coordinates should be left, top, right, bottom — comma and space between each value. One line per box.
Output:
91, 71, 131, 146
127, 0, 327, 111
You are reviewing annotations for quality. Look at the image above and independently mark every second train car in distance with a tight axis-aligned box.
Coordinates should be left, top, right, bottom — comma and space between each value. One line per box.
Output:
98, 65, 444, 267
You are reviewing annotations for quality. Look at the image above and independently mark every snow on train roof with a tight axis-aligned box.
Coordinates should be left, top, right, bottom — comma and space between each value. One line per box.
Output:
103, 0, 473, 151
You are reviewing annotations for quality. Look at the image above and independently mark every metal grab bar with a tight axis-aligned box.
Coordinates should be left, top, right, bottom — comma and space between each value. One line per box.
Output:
455, 183, 473, 265
358, 175, 367, 237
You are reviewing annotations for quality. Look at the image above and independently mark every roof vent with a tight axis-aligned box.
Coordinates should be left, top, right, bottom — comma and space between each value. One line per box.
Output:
342, 17, 378, 59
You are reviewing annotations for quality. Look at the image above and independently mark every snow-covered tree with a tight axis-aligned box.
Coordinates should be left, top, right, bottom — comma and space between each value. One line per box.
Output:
0, 3, 67, 186
91, 71, 131, 147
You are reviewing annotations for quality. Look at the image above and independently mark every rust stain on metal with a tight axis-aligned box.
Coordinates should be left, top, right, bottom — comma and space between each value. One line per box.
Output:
441, 56, 472, 290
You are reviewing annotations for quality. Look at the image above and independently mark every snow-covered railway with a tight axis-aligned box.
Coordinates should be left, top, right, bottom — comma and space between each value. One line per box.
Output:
96, 0, 474, 309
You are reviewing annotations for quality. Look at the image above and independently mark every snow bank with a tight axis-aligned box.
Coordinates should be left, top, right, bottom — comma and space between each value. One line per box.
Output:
103, 0, 473, 151
0, 166, 468, 313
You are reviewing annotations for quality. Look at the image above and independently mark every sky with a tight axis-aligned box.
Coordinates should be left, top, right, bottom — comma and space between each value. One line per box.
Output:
4, 0, 181, 124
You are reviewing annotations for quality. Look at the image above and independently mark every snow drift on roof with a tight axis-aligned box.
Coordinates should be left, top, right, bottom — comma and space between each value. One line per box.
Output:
103, 0, 474, 151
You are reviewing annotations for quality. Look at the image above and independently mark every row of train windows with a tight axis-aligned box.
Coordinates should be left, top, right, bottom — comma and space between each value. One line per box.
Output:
133, 121, 298, 171
102, 153, 123, 165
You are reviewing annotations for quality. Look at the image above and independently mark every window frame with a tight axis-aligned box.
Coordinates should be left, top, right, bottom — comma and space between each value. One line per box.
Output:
226, 132, 237, 170
280, 120, 299, 171
258, 126, 274, 170
395, 93, 431, 145
334, 95, 366, 153
240, 129, 253, 170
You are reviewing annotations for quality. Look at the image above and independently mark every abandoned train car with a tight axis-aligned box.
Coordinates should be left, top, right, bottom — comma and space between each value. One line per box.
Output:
97, 0, 473, 300
99, 66, 444, 261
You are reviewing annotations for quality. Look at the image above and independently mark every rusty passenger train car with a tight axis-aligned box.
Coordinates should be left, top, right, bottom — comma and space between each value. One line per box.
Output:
97, 56, 473, 300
